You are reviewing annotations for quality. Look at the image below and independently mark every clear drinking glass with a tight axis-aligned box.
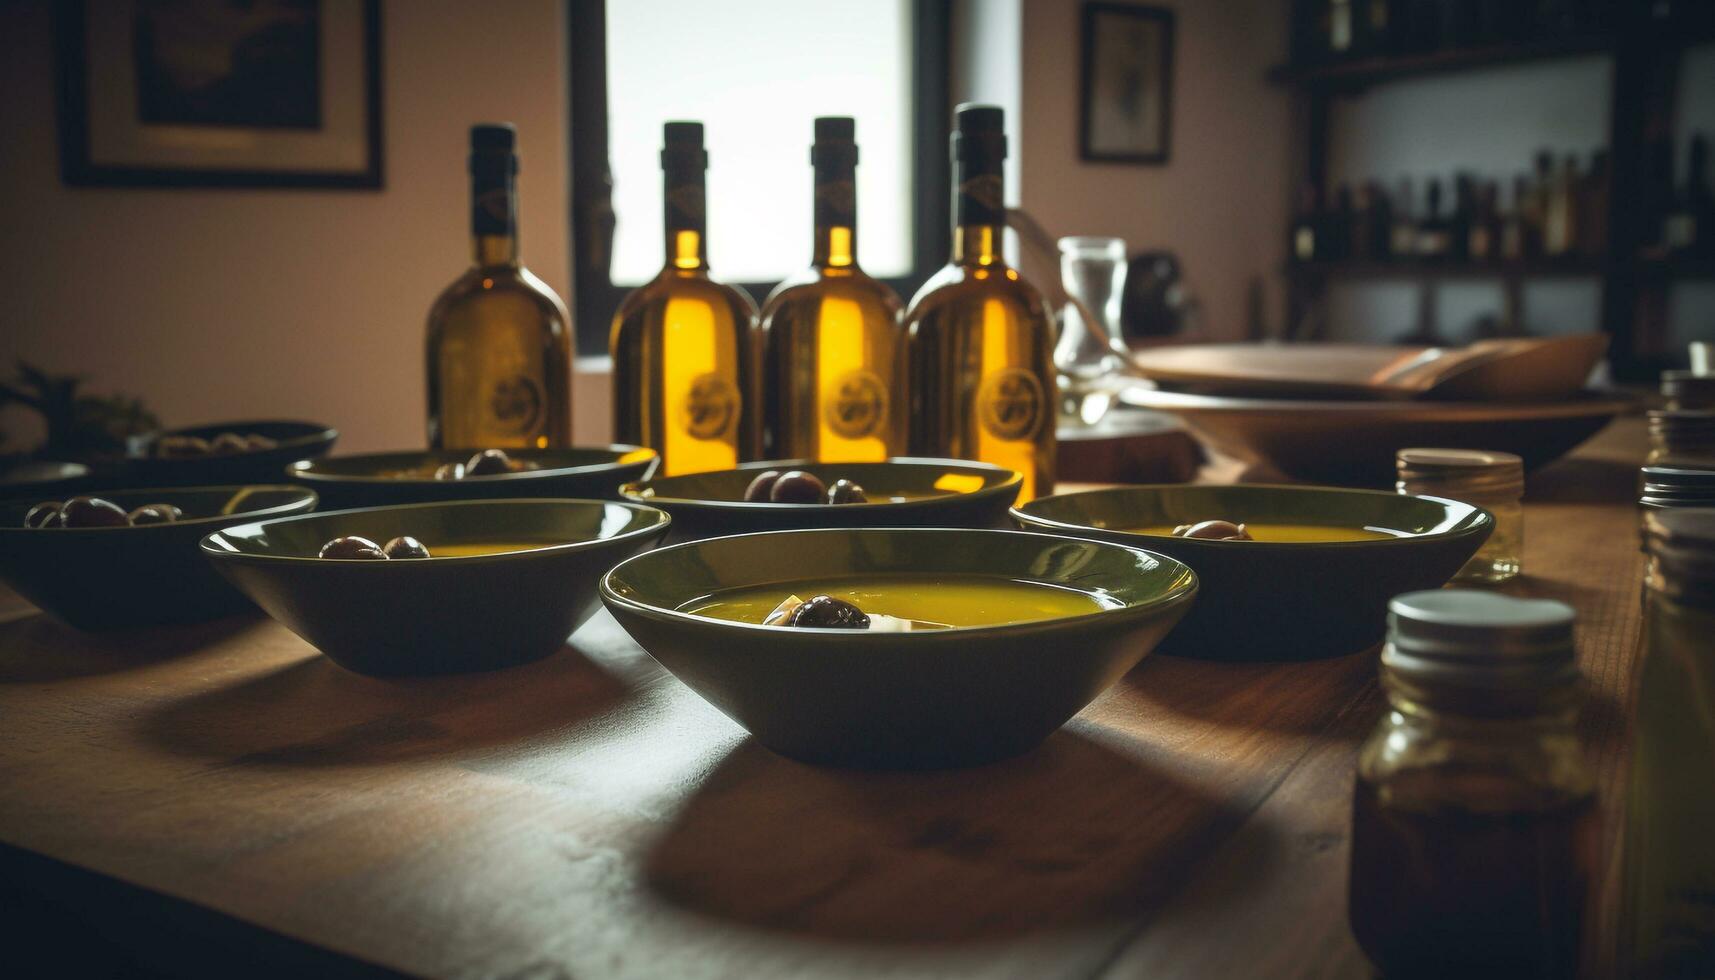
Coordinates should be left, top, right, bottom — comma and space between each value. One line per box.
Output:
1055, 236, 1129, 387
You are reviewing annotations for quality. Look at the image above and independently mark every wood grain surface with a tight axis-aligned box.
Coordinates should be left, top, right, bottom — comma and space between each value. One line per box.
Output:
0, 418, 1650, 979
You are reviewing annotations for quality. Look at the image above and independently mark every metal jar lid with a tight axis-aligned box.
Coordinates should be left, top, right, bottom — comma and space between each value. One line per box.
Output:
1396, 448, 1525, 498
1662, 371, 1715, 410
1639, 464, 1715, 509
1383, 590, 1577, 690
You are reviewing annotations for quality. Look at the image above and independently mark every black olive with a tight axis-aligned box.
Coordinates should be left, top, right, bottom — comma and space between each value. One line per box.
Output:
383, 536, 432, 559
466, 449, 513, 476
743, 470, 782, 502
155, 435, 211, 458
23, 501, 62, 528
209, 432, 251, 455
127, 503, 183, 525
787, 594, 870, 629
433, 462, 466, 480
245, 433, 278, 451
59, 496, 131, 528
770, 470, 827, 504
318, 536, 388, 559
826, 479, 868, 504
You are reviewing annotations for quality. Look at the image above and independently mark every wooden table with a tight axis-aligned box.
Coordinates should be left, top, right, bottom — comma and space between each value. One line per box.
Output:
0, 418, 1649, 979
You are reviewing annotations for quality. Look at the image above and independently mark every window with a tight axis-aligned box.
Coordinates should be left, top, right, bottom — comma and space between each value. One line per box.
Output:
569, 0, 950, 354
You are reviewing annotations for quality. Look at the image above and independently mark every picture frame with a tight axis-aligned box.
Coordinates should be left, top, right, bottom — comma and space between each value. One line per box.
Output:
54, 0, 384, 189
1079, 2, 1174, 165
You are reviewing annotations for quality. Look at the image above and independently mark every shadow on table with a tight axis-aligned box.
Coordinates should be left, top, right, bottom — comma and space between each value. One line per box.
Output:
0, 612, 264, 684
643, 731, 1269, 944
136, 643, 632, 767
1116, 649, 1379, 738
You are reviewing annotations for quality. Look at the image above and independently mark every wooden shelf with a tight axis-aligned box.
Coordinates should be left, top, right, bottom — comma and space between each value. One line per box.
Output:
1268, 34, 1614, 91
1287, 258, 1608, 281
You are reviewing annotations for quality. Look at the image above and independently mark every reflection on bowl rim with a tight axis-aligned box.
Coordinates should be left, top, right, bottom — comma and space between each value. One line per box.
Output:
1012, 484, 1494, 549
600, 526, 1198, 637
0, 484, 318, 533
200, 498, 670, 565
617, 457, 1023, 510
288, 445, 658, 485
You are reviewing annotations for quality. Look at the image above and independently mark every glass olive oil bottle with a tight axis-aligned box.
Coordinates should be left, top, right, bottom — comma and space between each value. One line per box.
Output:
905, 104, 1055, 501
611, 122, 759, 475
759, 118, 904, 461
426, 123, 572, 450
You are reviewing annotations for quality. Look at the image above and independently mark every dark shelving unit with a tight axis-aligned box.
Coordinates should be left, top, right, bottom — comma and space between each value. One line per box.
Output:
1274, 11, 1715, 381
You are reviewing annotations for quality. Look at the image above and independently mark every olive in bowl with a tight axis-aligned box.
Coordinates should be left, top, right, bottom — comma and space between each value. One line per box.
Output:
0, 486, 319, 630
126, 420, 338, 487
201, 499, 670, 676
289, 445, 658, 509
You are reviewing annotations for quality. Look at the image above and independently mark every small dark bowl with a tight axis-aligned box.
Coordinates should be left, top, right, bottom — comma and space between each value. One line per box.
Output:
618, 458, 1022, 541
0, 461, 92, 499
1013, 485, 1493, 661
0, 486, 319, 630
126, 420, 339, 487
602, 527, 1198, 769
289, 445, 659, 509
202, 499, 670, 677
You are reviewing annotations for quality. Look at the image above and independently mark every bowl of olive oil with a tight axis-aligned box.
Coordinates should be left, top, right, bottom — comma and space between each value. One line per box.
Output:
1013, 485, 1493, 660
601, 526, 1197, 769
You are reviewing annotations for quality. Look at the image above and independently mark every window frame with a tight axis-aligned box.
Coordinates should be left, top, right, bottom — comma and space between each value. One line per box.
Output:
567, 0, 951, 356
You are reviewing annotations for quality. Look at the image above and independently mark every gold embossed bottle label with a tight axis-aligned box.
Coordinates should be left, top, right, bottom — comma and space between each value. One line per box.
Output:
978, 368, 1044, 441
680, 371, 739, 440
824, 368, 888, 440
488, 376, 544, 435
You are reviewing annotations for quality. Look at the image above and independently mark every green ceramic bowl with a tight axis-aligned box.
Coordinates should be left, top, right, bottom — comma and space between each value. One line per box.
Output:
618, 458, 1022, 541
125, 419, 339, 487
202, 499, 670, 676
1012, 485, 1493, 661
289, 445, 659, 509
0, 486, 319, 630
601, 527, 1198, 769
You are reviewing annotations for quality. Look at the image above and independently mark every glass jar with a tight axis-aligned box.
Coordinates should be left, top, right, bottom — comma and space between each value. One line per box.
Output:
1349, 590, 1596, 980
1661, 370, 1715, 412
1620, 509, 1715, 977
1647, 409, 1715, 467
1639, 464, 1715, 513
1396, 448, 1523, 583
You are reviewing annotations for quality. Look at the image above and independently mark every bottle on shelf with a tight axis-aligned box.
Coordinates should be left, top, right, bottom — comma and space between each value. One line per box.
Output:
1577, 149, 1610, 260
1328, 0, 1355, 56
1449, 173, 1475, 263
1291, 183, 1322, 263
1524, 150, 1554, 259
1329, 183, 1356, 261
426, 123, 573, 451
1542, 154, 1580, 258
758, 117, 905, 462
1501, 173, 1532, 262
1352, 182, 1381, 260
610, 122, 760, 475
905, 104, 1056, 502
1415, 178, 1452, 260
1390, 177, 1418, 259
1665, 133, 1714, 258
1467, 180, 1499, 263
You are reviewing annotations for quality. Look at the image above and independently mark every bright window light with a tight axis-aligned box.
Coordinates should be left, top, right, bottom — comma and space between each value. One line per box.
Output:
606, 0, 915, 284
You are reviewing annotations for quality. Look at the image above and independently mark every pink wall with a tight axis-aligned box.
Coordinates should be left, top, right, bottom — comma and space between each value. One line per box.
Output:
0, 0, 605, 454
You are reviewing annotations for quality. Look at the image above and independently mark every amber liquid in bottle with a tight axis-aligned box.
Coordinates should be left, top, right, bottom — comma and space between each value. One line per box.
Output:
760, 117, 904, 461
905, 104, 1055, 500
611, 122, 758, 475
426, 123, 572, 450
1349, 777, 1595, 979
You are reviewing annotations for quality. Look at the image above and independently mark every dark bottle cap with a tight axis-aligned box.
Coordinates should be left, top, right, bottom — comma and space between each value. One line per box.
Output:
953, 102, 1007, 162
470, 123, 516, 152
812, 116, 858, 169
814, 116, 855, 144
662, 121, 708, 171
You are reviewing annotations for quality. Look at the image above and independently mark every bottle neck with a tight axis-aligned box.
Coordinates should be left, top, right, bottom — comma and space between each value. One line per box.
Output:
663, 166, 708, 272
812, 159, 858, 269
952, 156, 1007, 267
470, 168, 519, 268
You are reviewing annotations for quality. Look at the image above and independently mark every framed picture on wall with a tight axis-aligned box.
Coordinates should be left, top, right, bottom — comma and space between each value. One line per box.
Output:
1079, 2, 1174, 164
54, 0, 383, 189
